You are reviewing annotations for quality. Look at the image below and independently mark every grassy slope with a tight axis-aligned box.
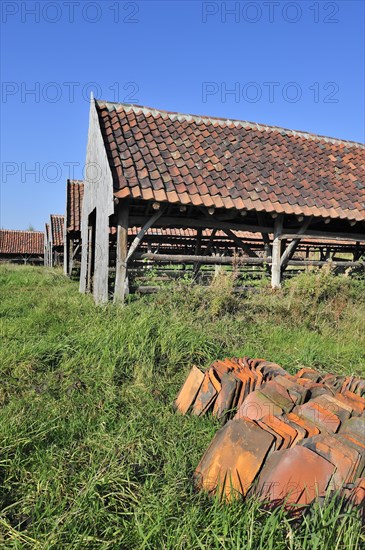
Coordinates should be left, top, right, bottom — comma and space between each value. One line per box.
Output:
0, 265, 364, 549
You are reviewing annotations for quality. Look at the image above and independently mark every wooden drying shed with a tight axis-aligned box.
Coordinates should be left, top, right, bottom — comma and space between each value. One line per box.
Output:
0, 229, 44, 264
64, 179, 84, 276
80, 98, 365, 304
44, 214, 65, 267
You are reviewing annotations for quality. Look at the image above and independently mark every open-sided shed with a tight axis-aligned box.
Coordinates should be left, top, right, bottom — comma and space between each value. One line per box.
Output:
44, 214, 65, 267
0, 229, 44, 264
80, 98, 365, 304
64, 179, 84, 276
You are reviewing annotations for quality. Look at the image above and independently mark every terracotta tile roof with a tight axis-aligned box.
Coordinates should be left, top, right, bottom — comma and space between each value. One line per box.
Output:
127, 227, 260, 240
66, 179, 84, 233
96, 100, 365, 222
0, 229, 44, 255
50, 214, 65, 247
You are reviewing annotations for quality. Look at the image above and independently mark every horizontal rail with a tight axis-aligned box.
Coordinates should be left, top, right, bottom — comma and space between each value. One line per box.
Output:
132, 252, 364, 268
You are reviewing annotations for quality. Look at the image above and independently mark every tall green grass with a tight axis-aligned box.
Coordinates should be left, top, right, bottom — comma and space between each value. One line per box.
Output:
0, 265, 364, 548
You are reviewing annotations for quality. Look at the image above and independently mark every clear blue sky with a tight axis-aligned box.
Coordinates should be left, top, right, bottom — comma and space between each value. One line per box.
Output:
1, 0, 364, 230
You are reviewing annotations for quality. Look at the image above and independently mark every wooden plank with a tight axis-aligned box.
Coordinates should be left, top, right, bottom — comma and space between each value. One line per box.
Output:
257, 213, 272, 255
280, 230, 365, 243
86, 225, 93, 292
288, 260, 365, 268
114, 201, 129, 303
68, 238, 74, 276
222, 228, 259, 258
204, 228, 218, 256
271, 215, 283, 289
129, 215, 273, 235
132, 252, 267, 265
126, 208, 165, 262
281, 217, 313, 270
193, 228, 203, 277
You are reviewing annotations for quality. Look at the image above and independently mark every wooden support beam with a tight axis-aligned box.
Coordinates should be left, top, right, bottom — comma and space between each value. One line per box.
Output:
86, 226, 93, 293
126, 208, 165, 262
203, 229, 218, 256
280, 217, 313, 270
72, 242, 81, 260
129, 215, 274, 235
222, 228, 259, 258
271, 215, 283, 289
257, 213, 272, 255
132, 252, 267, 265
129, 215, 365, 243
114, 201, 129, 304
280, 230, 365, 243
68, 241, 80, 276
64, 235, 69, 275
288, 260, 365, 268
193, 228, 203, 278
68, 238, 74, 276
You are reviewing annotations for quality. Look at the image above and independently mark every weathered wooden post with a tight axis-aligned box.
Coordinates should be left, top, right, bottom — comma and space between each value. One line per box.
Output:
271, 215, 283, 288
114, 200, 129, 303
86, 225, 93, 292
193, 228, 202, 279
68, 238, 74, 276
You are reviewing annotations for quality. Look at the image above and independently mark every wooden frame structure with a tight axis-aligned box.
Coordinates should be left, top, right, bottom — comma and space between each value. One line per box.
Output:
44, 214, 65, 267
80, 98, 365, 304
0, 229, 44, 265
64, 179, 84, 276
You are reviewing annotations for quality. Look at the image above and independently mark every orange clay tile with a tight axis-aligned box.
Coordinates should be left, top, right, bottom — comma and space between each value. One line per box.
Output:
303, 434, 361, 490
258, 417, 291, 450
235, 391, 283, 422
208, 369, 221, 393
212, 373, 240, 421
256, 446, 334, 507
257, 419, 284, 450
273, 375, 309, 405
194, 417, 275, 499
192, 371, 218, 416
261, 415, 298, 449
335, 392, 365, 416
281, 417, 307, 445
286, 413, 320, 438
295, 368, 322, 382
339, 417, 365, 446
340, 390, 365, 413
294, 402, 341, 433
310, 395, 351, 424
175, 366, 205, 414
260, 380, 296, 412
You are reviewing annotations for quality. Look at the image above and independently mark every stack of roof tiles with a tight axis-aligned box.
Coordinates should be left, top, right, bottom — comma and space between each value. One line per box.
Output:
97, 100, 365, 222
175, 358, 365, 511
0, 229, 44, 255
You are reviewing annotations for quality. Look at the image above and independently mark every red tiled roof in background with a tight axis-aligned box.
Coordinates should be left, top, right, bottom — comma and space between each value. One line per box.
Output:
96, 100, 365, 222
50, 214, 65, 247
0, 229, 44, 255
66, 179, 84, 233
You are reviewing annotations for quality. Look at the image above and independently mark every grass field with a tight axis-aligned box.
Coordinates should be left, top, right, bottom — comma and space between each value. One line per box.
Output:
0, 264, 364, 549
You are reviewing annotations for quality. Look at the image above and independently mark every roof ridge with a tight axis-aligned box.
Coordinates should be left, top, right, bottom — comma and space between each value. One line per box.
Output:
0, 229, 44, 234
95, 99, 365, 149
